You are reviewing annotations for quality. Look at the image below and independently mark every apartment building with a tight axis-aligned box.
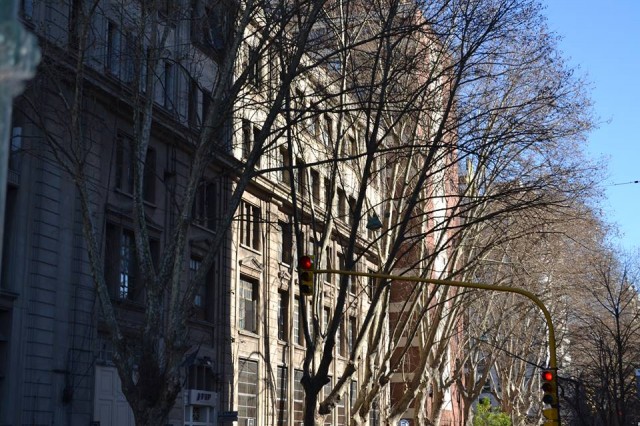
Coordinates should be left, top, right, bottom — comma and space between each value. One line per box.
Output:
0, 1, 387, 425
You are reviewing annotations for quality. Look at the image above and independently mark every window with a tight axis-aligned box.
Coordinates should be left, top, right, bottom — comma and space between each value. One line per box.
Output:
185, 405, 214, 426
240, 201, 261, 251
348, 196, 357, 226
115, 134, 156, 203
202, 89, 212, 123
323, 246, 333, 285
296, 157, 306, 200
324, 177, 332, 213
105, 224, 157, 302
241, 119, 251, 158
350, 380, 358, 409
9, 126, 22, 179
191, 0, 228, 51
158, 0, 176, 18
322, 114, 333, 144
369, 397, 380, 426
188, 78, 202, 127
337, 189, 346, 220
190, 257, 203, 307
106, 21, 121, 76
188, 362, 215, 391
143, 147, 156, 203
276, 366, 288, 425
322, 307, 330, 336
279, 221, 292, 265
248, 46, 263, 88
253, 125, 261, 166
294, 370, 304, 424
193, 181, 217, 230
239, 277, 258, 333
279, 145, 291, 184
336, 393, 346, 426
20, 0, 34, 20
367, 270, 376, 300
337, 317, 345, 357
347, 316, 357, 353
310, 169, 320, 204
293, 297, 304, 346
347, 134, 357, 156
277, 291, 288, 341
117, 228, 135, 299
238, 359, 258, 426
163, 61, 177, 111
323, 377, 333, 426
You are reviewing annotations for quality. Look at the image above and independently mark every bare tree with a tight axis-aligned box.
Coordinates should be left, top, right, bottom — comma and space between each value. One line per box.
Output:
564, 250, 640, 426
15, 0, 598, 424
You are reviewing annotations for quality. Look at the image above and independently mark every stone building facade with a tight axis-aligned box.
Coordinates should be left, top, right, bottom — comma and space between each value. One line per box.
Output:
0, 1, 384, 426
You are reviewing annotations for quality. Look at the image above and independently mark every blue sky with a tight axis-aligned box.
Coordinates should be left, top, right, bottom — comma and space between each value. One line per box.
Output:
541, 0, 640, 251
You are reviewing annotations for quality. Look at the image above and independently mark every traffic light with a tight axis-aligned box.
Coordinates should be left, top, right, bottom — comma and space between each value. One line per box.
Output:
299, 255, 314, 296
541, 369, 560, 425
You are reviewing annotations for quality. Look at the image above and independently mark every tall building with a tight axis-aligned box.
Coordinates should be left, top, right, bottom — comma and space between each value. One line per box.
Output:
0, 1, 383, 425
1, 1, 461, 425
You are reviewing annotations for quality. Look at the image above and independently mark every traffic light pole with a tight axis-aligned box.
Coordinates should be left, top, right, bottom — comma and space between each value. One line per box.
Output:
312, 268, 560, 420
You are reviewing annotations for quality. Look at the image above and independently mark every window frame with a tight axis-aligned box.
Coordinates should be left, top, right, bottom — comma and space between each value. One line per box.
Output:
238, 277, 258, 334
239, 201, 261, 251
238, 359, 259, 425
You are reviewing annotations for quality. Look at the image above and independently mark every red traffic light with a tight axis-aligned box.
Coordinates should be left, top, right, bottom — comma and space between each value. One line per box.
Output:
299, 255, 313, 270
299, 255, 314, 296
541, 369, 558, 407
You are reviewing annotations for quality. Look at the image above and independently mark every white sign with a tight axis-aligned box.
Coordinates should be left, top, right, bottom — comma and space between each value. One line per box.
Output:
185, 390, 218, 407
399, 420, 410, 426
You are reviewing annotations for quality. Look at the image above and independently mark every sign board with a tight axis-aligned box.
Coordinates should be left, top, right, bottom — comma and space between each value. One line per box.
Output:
185, 390, 218, 408
218, 411, 239, 422
399, 419, 410, 426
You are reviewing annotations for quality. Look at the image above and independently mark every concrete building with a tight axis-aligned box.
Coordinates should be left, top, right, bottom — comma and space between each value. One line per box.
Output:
0, 1, 383, 425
